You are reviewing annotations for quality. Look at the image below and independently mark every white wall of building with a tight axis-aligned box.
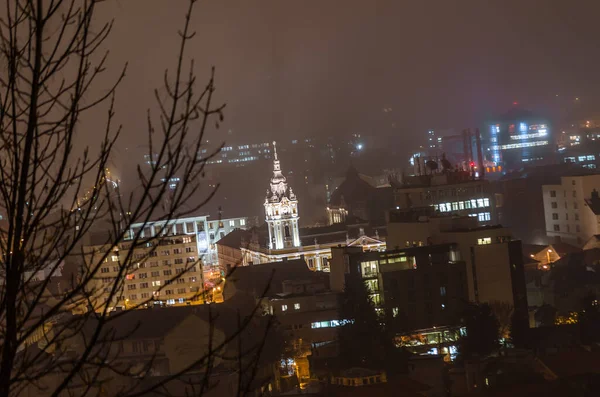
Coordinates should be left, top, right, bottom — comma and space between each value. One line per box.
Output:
542, 175, 600, 246
128, 215, 253, 266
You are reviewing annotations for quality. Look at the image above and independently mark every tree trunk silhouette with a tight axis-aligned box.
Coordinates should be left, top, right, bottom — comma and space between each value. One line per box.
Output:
0, 1, 272, 395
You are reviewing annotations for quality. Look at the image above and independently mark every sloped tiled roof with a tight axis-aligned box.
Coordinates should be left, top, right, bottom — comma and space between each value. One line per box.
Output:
215, 228, 251, 249
78, 302, 246, 342
548, 242, 581, 257
224, 259, 328, 299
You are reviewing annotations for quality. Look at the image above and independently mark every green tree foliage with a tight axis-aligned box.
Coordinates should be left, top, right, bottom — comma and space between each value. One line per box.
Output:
459, 302, 500, 358
579, 292, 600, 345
337, 274, 407, 372
509, 308, 530, 348
489, 301, 513, 340
534, 304, 557, 327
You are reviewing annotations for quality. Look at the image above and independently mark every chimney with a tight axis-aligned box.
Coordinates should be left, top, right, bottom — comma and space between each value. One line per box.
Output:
475, 128, 485, 180
462, 130, 469, 170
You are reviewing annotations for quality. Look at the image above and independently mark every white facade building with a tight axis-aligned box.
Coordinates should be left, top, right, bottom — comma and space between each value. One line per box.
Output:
542, 174, 600, 246
126, 215, 254, 266
235, 143, 386, 271
264, 142, 301, 249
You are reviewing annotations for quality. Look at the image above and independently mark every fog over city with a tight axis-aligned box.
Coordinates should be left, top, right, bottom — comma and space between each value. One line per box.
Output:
5, 1, 600, 396
84, 1, 600, 188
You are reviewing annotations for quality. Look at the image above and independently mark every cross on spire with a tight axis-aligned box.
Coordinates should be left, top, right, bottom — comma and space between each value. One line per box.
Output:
273, 141, 278, 160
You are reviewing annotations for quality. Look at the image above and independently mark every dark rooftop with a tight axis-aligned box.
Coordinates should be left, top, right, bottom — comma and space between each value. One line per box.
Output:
215, 227, 251, 249
224, 259, 329, 299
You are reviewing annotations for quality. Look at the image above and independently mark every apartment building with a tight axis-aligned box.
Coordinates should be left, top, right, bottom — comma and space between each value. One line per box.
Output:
392, 171, 497, 225
332, 214, 528, 333
125, 215, 255, 267
85, 234, 204, 312
542, 174, 600, 246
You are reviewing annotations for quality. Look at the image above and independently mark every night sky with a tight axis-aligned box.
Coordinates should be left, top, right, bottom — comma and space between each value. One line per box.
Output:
85, 0, 600, 178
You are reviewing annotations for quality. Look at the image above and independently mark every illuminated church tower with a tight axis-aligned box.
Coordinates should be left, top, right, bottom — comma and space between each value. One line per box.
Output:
264, 142, 300, 249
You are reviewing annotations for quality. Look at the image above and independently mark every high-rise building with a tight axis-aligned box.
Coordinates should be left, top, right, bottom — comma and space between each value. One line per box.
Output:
487, 107, 554, 171
427, 129, 437, 149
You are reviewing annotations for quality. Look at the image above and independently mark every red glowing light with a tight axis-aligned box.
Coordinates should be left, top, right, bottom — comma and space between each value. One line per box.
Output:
513, 101, 518, 105
469, 161, 475, 167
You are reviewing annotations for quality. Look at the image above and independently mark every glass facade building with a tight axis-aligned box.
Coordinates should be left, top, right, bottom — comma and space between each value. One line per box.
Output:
487, 108, 553, 171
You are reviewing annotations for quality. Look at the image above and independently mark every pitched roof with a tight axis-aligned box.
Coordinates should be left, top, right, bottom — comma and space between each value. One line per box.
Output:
548, 242, 581, 256
585, 198, 600, 216
224, 259, 328, 299
329, 166, 376, 207
521, 244, 547, 258
325, 375, 430, 397
80, 303, 244, 341
540, 351, 600, 378
216, 228, 251, 249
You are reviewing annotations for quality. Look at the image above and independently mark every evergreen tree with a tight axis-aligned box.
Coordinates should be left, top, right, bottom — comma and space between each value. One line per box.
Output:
579, 292, 600, 345
459, 302, 500, 358
509, 308, 530, 348
337, 274, 391, 370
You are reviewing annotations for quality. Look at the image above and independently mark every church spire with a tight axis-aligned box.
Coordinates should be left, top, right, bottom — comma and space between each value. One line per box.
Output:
269, 141, 287, 199
264, 141, 300, 249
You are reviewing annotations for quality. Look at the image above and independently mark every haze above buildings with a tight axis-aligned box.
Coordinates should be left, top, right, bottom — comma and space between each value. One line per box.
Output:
83, 0, 600, 188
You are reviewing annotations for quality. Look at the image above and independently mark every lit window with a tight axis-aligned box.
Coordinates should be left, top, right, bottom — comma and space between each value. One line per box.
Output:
111, 255, 119, 262
240, 218, 246, 226
477, 199, 485, 208
229, 220, 235, 227
282, 305, 288, 312
477, 237, 492, 245
483, 198, 490, 207
294, 303, 300, 310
